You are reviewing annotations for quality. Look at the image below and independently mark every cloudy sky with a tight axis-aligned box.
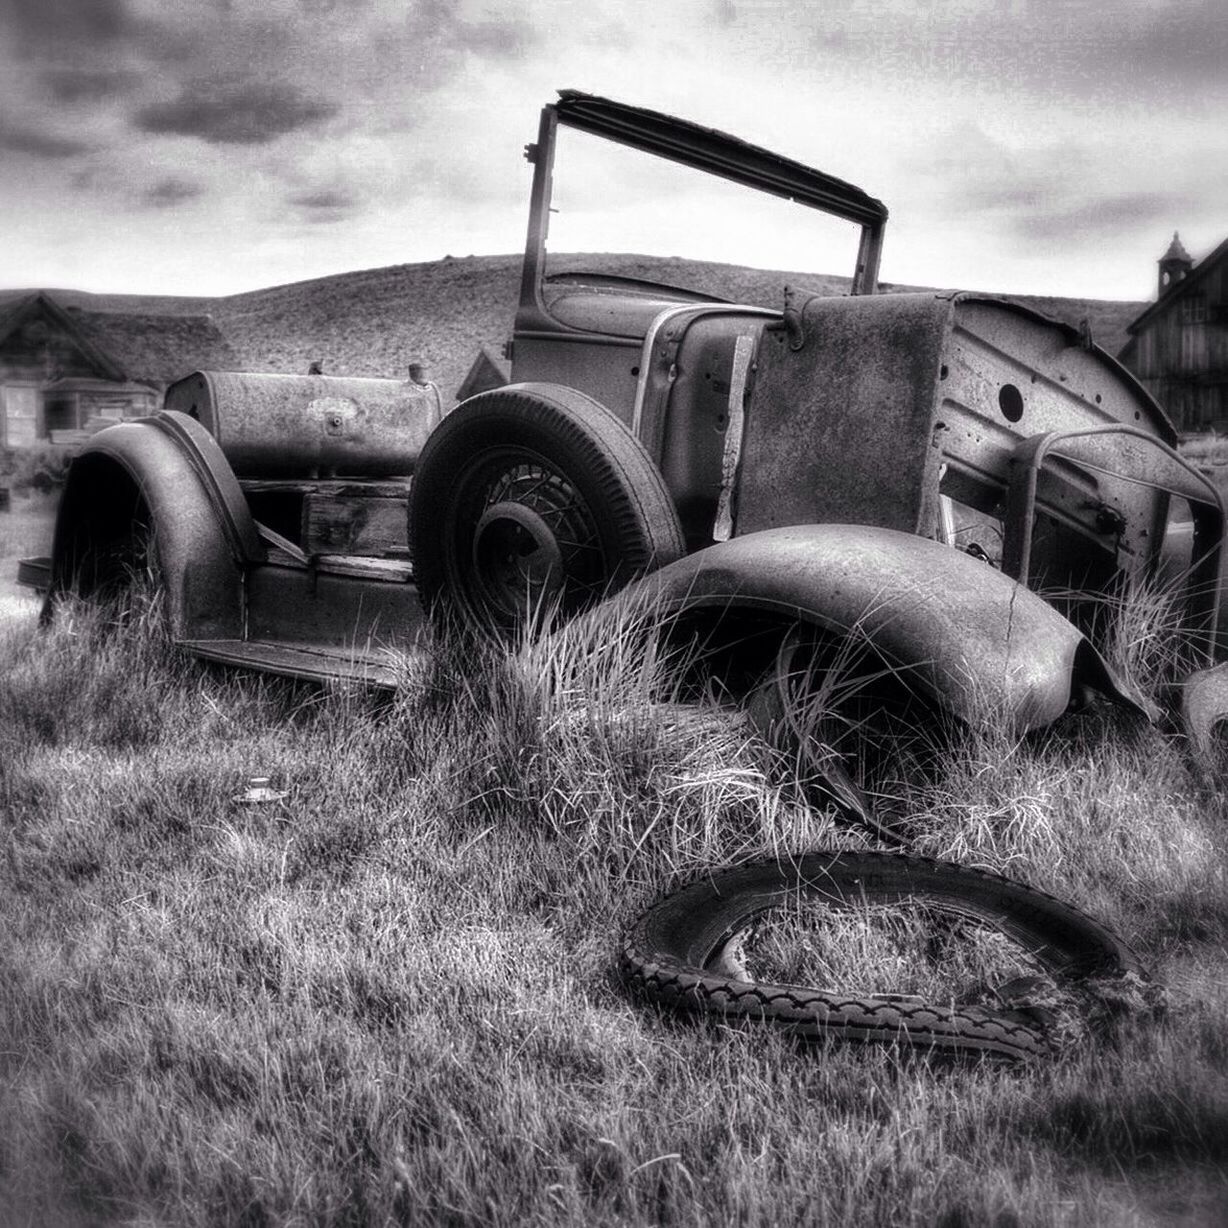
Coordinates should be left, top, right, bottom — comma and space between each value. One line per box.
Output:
2, 0, 1224, 302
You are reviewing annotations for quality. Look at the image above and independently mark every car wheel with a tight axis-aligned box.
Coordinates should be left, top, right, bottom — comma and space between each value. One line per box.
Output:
410, 383, 685, 636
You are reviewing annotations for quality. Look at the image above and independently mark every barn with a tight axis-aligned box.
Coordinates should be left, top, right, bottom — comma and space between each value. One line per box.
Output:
1120, 233, 1228, 434
0, 292, 238, 449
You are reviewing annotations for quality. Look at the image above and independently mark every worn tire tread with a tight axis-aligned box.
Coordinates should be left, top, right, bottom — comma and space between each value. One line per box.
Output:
622, 850, 1145, 1061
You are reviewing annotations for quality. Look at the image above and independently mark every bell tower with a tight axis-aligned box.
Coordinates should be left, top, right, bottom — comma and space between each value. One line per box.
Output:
1158, 231, 1193, 297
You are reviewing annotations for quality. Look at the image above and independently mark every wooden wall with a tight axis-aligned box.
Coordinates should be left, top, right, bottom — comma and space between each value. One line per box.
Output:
1128, 256, 1228, 431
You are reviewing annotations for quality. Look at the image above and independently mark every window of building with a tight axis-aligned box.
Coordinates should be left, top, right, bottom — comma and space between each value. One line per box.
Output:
43, 395, 77, 435
1181, 295, 1208, 324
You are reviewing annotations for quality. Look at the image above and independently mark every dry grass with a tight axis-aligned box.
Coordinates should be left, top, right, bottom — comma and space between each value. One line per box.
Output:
1, 584, 1226, 1226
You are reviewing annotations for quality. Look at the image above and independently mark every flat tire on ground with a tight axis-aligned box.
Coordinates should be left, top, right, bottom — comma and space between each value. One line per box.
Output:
623, 850, 1146, 1061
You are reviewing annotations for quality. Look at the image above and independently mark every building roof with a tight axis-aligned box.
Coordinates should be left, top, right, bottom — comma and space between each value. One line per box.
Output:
43, 375, 158, 395
0, 292, 240, 385
1161, 231, 1192, 264
67, 305, 240, 383
1127, 235, 1228, 337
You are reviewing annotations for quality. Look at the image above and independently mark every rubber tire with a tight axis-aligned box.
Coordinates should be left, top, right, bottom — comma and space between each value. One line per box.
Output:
623, 850, 1146, 1061
410, 383, 685, 635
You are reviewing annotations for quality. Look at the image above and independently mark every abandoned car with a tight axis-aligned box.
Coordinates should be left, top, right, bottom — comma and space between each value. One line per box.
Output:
18, 89, 1228, 762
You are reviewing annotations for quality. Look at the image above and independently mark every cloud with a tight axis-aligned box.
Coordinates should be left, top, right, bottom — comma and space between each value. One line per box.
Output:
143, 177, 204, 207
447, 12, 534, 60
1011, 191, 1182, 243
134, 78, 338, 144
0, 118, 92, 158
3, 0, 132, 46
40, 66, 137, 102
287, 186, 361, 222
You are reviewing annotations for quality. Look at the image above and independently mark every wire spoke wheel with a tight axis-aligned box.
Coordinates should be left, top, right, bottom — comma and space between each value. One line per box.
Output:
463, 455, 607, 624
411, 383, 685, 638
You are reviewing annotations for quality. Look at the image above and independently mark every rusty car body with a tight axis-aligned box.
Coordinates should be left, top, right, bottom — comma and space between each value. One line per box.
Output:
20, 90, 1228, 755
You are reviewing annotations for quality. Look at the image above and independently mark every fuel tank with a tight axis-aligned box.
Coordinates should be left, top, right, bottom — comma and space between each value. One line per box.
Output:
164, 370, 444, 477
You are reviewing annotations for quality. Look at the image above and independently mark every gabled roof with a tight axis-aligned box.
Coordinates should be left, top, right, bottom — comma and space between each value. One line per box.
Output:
1161, 231, 1192, 264
0, 291, 240, 385
69, 306, 240, 383
0, 292, 125, 379
1128, 235, 1228, 336
456, 344, 511, 402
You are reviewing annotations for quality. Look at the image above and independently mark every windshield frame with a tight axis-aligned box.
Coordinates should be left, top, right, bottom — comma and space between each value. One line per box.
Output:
517, 90, 888, 324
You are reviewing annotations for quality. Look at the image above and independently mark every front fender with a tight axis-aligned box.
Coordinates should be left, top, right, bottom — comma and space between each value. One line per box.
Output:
47, 411, 262, 640
619, 524, 1146, 732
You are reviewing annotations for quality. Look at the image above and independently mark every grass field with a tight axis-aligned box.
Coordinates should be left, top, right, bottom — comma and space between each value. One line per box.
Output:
1, 534, 1227, 1227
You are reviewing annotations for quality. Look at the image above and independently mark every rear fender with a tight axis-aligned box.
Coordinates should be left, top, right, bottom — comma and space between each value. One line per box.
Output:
47, 411, 262, 640
616, 524, 1149, 732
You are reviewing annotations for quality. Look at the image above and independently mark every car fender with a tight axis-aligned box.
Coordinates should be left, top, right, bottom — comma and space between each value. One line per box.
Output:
617, 523, 1148, 732
47, 410, 262, 640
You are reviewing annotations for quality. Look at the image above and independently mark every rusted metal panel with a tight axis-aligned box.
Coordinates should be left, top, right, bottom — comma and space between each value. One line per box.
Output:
180, 638, 406, 687
244, 561, 420, 650
49, 416, 256, 641
736, 293, 952, 539
735, 292, 1195, 606
164, 371, 442, 477
620, 524, 1147, 732
509, 333, 641, 429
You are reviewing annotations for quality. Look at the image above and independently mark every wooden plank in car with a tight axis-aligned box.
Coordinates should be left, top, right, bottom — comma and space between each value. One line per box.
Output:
240, 478, 411, 498
311, 554, 413, 581
302, 493, 408, 556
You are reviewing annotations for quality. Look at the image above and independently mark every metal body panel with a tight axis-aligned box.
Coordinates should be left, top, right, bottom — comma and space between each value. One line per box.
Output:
619, 524, 1141, 732
48, 414, 258, 640
181, 638, 407, 687
656, 314, 772, 549
165, 370, 442, 477
509, 333, 641, 428
937, 299, 1184, 592
734, 293, 1199, 608
736, 293, 951, 538
244, 563, 422, 650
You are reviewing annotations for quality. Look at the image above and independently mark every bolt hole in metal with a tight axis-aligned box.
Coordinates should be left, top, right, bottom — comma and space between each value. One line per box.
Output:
998, 383, 1024, 423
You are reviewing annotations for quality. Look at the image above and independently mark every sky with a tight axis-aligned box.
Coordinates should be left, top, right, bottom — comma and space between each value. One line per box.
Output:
1, 0, 1225, 303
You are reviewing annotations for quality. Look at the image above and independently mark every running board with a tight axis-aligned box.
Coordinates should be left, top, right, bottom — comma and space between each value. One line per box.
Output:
178, 638, 415, 686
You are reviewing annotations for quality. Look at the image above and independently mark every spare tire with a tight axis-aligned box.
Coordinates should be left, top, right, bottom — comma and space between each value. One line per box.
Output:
410, 383, 685, 636
623, 850, 1146, 1061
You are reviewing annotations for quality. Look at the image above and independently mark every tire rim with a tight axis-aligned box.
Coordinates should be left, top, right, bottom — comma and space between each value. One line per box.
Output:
472, 501, 565, 620
450, 452, 606, 628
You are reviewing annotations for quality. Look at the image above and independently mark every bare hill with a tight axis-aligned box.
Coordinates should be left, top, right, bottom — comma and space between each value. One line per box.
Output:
3, 257, 1146, 401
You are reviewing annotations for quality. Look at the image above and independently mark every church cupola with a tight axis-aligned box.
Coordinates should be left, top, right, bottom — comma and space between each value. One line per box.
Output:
1158, 231, 1193, 297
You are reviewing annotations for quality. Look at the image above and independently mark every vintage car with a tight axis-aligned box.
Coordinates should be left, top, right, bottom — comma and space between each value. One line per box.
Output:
19, 90, 1228, 762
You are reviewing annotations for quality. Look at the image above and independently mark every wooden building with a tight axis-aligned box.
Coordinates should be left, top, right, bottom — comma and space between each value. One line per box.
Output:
1120, 233, 1228, 433
0, 292, 238, 449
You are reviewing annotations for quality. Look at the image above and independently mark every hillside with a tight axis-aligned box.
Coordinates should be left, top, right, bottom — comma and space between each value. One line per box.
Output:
2, 257, 1146, 402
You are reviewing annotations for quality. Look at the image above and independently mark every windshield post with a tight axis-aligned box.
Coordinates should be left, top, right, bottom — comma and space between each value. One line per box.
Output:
518, 104, 558, 320
853, 221, 884, 295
